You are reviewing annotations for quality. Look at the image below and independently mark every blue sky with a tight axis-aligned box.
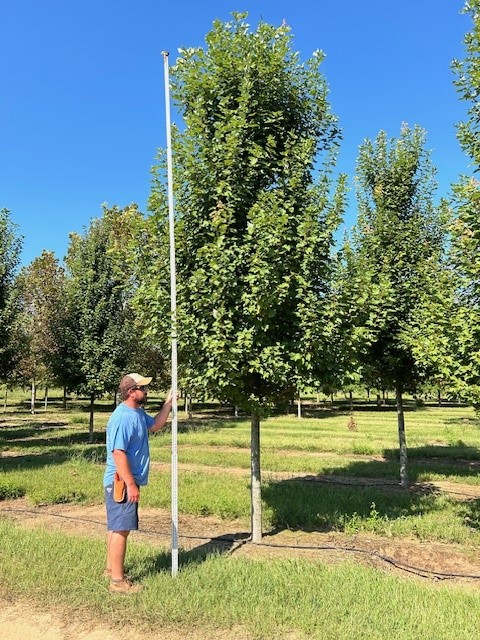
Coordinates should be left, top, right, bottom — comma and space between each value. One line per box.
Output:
1, 1, 472, 266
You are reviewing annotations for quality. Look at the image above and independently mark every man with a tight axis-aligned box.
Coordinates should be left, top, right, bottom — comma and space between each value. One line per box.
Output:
104, 372, 172, 594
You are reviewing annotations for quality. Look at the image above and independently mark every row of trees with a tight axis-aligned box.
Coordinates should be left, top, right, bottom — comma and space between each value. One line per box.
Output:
0, 205, 167, 440
1, 5, 478, 539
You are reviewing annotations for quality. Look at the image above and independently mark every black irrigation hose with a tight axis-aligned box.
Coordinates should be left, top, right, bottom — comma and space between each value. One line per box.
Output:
293, 476, 480, 496
2, 507, 480, 581
252, 541, 480, 581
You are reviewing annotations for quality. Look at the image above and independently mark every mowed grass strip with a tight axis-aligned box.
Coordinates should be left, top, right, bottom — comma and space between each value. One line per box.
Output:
168, 405, 479, 455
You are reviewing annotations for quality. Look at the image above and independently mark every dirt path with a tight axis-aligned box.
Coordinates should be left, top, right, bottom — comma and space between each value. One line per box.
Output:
0, 596, 252, 640
0, 599, 149, 640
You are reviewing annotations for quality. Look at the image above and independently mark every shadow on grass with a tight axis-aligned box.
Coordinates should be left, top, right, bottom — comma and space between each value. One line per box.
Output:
262, 477, 440, 534
0, 422, 106, 471
1, 423, 105, 448
316, 444, 480, 484
262, 442, 480, 535
461, 498, 480, 531
0, 444, 106, 472
138, 532, 250, 576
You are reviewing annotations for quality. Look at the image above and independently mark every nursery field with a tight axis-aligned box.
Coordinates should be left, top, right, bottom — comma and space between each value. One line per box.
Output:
1, 390, 480, 639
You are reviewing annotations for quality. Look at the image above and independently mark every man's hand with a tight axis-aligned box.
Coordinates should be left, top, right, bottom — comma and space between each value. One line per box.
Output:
112, 449, 138, 500
126, 482, 140, 502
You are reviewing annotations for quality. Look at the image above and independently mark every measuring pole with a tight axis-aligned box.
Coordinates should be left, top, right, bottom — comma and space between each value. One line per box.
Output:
162, 50, 179, 577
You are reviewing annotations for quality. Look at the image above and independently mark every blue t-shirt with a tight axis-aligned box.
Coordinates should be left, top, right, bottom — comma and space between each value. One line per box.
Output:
103, 403, 155, 487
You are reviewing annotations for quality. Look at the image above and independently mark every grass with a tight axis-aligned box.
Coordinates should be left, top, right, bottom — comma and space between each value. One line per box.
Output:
1, 521, 480, 640
2, 395, 480, 539
2, 390, 480, 637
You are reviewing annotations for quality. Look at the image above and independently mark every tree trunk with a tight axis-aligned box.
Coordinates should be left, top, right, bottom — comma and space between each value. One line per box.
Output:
63, 386, 67, 410
30, 379, 36, 414
349, 390, 353, 411
396, 384, 409, 489
3, 387, 7, 412
250, 411, 262, 542
44, 386, 48, 411
185, 394, 193, 419
89, 394, 95, 443
297, 392, 302, 419
437, 386, 442, 406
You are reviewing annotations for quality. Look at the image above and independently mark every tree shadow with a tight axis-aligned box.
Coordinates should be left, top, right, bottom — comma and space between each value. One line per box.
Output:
460, 498, 480, 532
262, 477, 438, 533
1, 423, 105, 447
444, 415, 480, 427
262, 442, 480, 534
322, 444, 480, 482
0, 422, 106, 472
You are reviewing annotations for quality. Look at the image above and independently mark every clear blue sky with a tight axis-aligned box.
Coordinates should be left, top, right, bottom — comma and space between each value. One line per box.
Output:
1, 0, 472, 266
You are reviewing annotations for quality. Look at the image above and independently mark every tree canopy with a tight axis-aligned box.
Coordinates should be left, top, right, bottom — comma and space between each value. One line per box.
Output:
0, 208, 23, 382
147, 13, 346, 539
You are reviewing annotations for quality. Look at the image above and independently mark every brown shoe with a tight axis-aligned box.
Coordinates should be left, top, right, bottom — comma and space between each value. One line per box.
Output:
109, 578, 142, 595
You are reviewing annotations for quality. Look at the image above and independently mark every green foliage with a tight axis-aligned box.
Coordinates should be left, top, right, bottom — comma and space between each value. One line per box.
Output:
0, 208, 23, 381
64, 207, 133, 399
148, 14, 345, 415
14, 251, 67, 390
350, 125, 447, 393
453, 0, 480, 166
443, 179, 480, 410
441, 3, 480, 410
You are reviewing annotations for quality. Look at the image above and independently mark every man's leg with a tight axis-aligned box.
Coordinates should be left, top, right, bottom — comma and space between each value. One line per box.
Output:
107, 530, 130, 581
104, 484, 140, 593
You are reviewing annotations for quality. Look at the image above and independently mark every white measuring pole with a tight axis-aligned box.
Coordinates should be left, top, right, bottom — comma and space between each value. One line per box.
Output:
162, 50, 179, 577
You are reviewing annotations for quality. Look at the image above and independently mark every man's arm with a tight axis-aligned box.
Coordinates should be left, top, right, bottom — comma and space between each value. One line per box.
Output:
150, 390, 173, 434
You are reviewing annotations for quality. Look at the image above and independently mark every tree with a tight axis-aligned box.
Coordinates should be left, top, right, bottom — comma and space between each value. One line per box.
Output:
0, 208, 23, 382
65, 207, 134, 440
327, 235, 392, 401
453, 0, 480, 167
14, 251, 66, 412
351, 125, 448, 488
445, 1, 480, 409
148, 14, 345, 540
399, 3, 480, 414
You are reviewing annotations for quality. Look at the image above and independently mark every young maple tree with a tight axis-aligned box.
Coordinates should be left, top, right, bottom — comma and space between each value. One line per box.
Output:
147, 14, 345, 539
